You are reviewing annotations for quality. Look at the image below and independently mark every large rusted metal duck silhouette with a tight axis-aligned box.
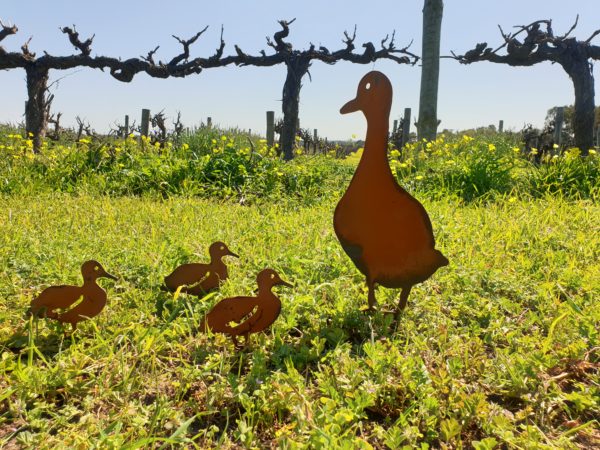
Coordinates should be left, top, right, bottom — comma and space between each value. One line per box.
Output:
200, 269, 292, 347
164, 241, 238, 296
334, 71, 448, 316
27, 260, 117, 330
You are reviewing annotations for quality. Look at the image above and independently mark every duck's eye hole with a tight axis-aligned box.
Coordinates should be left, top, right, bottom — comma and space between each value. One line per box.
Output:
94, 266, 99, 271
270, 274, 275, 279
365, 82, 371, 90
220, 246, 224, 250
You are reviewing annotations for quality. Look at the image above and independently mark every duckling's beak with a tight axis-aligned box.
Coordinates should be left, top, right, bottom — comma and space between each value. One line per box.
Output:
276, 278, 293, 288
102, 272, 118, 281
340, 97, 360, 114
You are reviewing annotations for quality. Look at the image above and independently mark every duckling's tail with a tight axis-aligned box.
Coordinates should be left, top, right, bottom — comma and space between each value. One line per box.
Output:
25, 306, 58, 320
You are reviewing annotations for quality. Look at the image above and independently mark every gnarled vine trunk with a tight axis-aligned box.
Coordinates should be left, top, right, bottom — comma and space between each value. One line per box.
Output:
25, 65, 50, 153
280, 57, 311, 160
562, 56, 595, 154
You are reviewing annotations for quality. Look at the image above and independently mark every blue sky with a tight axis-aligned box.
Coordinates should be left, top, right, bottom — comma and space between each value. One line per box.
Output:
1, 1, 599, 139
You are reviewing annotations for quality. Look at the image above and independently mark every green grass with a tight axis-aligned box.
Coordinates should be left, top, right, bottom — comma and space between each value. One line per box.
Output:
0, 194, 598, 448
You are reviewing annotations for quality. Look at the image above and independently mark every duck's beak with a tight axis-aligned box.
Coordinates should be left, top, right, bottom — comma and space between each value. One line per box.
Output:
226, 250, 239, 258
340, 97, 360, 114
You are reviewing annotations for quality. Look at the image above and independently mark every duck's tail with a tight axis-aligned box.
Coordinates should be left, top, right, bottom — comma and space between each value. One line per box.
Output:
436, 249, 449, 268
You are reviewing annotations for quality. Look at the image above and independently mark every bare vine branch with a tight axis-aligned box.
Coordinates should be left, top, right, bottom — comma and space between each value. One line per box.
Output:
61, 25, 94, 56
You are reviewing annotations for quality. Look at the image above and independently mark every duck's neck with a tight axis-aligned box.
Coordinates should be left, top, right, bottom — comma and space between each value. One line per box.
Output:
357, 116, 391, 175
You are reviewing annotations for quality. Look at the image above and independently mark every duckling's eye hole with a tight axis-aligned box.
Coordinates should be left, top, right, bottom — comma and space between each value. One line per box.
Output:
220, 246, 224, 250
94, 266, 99, 271
270, 274, 275, 279
365, 82, 371, 90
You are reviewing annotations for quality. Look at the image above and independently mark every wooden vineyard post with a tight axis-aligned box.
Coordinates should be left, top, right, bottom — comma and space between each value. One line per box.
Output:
207, 117, 212, 128
498, 120, 504, 133
313, 129, 318, 152
393, 120, 398, 134
402, 108, 411, 147
141, 109, 150, 137
124, 115, 129, 137
554, 107, 564, 146
266, 111, 275, 148
595, 126, 600, 148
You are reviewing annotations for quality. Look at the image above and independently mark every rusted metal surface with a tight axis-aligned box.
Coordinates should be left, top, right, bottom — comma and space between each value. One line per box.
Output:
164, 241, 238, 296
201, 269, 292, 347
334, 71, 448, 316
28, 260, 117, 330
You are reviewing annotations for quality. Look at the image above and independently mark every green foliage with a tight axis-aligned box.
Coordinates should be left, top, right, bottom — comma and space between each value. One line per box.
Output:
389, 134, 522, 201
527, 148, 600, 199
1, 128, 599, 203
0, 130, 353, 205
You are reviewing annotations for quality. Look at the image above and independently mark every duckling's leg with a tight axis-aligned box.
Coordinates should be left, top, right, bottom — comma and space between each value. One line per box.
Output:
231, 334, 249, 350
395, 286, 412, 318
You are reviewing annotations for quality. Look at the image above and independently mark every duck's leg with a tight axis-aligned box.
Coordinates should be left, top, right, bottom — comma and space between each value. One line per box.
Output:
367, 279, 378, 311
395, 286, 412, 319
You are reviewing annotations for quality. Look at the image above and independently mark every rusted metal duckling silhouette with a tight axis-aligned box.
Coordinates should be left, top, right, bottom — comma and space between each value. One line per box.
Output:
27, 260, 117, 330
334, 71, 448, 316
164, 241, 238, 296
200, 269, 292, 347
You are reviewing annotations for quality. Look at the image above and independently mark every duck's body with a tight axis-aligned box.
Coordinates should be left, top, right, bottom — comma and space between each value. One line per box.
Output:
334, 71, 448, 314
201, 269, 291, 346
164, 242, 238, 296
28, 260, 117, 330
